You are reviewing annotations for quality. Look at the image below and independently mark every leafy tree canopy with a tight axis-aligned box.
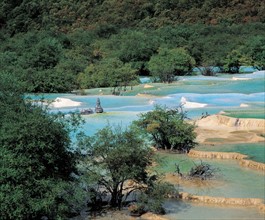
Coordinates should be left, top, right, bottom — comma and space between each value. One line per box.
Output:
0, 73, 84, 219
148, 48, 195, 83
244, 35, 265, 70
223, 49, 252, 73
1, 1, 265, 92
77, 125, 156, 208
133, 105, 197, 153
77, 58, 137, 93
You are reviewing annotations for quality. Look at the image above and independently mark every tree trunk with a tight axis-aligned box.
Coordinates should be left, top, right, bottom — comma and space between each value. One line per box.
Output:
110, 189, 118, 207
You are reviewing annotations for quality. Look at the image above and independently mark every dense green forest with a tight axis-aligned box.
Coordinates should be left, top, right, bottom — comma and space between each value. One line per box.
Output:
0, 0, 265, 92
1, 0, 264, 92
1, 1, 265, 219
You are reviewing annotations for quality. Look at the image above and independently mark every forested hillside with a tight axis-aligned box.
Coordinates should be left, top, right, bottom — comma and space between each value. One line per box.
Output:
0, 0, 264, 92
1, 1, 265, 219
1, 0, 265, 33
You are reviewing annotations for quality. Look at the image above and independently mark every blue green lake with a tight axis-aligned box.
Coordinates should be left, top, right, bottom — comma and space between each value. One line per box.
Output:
197, 143, 265, 163
35, 71, 265, 219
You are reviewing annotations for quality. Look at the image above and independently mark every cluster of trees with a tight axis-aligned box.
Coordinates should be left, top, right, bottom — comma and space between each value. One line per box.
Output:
1, 0, 264, 34
1, 74, 197, 219
134, 105, 197, 153
1, 23, 264, 93
0, 1, 265, 93
0, 73, 84, 219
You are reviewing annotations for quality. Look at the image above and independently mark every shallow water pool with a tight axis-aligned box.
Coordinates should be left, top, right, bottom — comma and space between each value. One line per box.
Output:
164, 200, 265, 220
197, 143, 265, 163
156, 152, 265, 199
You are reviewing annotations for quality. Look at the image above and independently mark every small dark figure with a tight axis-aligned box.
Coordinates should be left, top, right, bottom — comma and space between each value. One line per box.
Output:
175, 163, 183, 177
95, 98, 104, 113
235, 118, 240, 127
80, 108, 93, 115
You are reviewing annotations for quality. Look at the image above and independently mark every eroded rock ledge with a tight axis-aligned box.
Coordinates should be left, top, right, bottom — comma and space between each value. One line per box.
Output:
194, 114, 265, 144
179, 192, 265, 214
188, 150, 265, 171
196, 115, 265, 130
180, 192, 263, 205
188, 150, 247, 160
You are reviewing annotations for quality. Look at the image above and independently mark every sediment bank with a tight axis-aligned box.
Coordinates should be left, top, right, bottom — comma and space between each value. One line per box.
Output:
239, 159, 265, 171
188, 150, 265, 171
179, 192, 265, 214
194, 114, 265, 144
259, 204, 265, 213
196, 115, 265, 130
188, 150, 247, 160
179, 192, 263, 206
140, 212, 168, 220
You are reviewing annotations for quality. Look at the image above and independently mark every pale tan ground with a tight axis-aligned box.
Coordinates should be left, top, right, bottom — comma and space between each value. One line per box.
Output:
143, 84, 154, 88
194, 114, 265, 144
136, 93, 158, 98
91, 211, 168, 220
179, 192, 263, 207
232, 77, 251, 81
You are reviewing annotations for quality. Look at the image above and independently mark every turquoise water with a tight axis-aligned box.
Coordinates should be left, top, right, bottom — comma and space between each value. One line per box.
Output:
142, 78, 265, 95
138, 71, 265, 95
156, 153, 265, 199
80, 111, 140, 136
181, 159, 264, 199
223, 106, 265, 119
198, 143, 265, 163
38, 71, 265, 219
41, 71, 264, 121
164, 200, 265, 220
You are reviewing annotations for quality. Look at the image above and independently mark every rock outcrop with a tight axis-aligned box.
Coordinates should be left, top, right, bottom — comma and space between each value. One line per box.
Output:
95, 98, 104, 113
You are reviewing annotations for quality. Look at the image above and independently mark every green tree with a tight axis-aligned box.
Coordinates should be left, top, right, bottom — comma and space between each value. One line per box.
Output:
137, 181, 175, 214
77, 58, 137, 94
133, 105, 197, 153
0, 73, 84, 219
92, 30, 159, 75
148, 48, 195, 83
77, 125, 155, 208
223, 49, 251, 73
244, 36, 265, 70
